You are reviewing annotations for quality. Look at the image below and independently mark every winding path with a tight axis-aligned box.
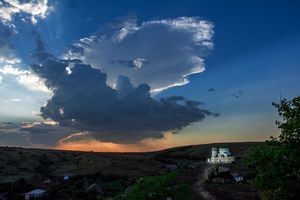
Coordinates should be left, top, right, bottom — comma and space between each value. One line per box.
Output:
194, 164, 217, 200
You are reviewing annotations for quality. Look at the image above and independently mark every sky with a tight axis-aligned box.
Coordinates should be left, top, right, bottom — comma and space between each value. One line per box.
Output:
0, 0, 299, 152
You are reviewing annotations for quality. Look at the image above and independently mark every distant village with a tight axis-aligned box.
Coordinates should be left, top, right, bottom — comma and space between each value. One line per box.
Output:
0, 144, 257, 200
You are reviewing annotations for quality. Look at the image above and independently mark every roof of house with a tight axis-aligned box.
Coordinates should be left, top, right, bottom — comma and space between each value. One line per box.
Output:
24, 189, 46, 195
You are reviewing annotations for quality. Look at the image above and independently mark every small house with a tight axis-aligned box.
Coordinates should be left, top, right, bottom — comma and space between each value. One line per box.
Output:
24, 189, 46, 200
231, 172, 244, 182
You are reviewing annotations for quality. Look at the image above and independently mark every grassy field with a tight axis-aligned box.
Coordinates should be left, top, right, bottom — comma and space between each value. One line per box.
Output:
0, 142, 261, 199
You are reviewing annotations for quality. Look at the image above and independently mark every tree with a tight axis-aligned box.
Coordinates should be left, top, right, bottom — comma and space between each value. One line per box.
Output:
244, 96, 300, 200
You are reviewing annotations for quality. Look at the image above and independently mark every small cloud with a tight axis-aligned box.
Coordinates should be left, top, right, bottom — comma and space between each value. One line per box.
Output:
10, 98, 21, 102
0, 65, 51, 93
232, 91, 244, 98
0, 55, 21, 64
208, 88, 215, 92
31, 110, 41, 116
110, 58, 148, 69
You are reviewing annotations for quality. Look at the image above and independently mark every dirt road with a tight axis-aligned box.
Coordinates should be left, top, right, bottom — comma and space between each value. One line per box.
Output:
194, 164, 217, 200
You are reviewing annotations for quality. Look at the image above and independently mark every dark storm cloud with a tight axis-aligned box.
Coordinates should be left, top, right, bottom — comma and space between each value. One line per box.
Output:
29, 42, 218, 143
0, 122, 78, 147
32, 58, 214, 132
62, 130, 164, 144
0, 122, 30, 147
21, 123, 78, 146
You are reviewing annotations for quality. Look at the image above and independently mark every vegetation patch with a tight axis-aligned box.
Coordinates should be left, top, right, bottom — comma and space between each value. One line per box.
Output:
122, 172, 189, 200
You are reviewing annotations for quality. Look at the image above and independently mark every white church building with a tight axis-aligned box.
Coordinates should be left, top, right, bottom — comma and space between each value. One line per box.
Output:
207, 147, 235, 164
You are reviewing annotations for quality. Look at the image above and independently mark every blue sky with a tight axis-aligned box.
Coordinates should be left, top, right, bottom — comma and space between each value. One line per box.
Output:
0, 0, 299, 151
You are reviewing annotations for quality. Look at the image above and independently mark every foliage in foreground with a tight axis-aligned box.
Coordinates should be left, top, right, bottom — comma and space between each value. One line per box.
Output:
244, 96, 300, 200
120, 172, 188, 200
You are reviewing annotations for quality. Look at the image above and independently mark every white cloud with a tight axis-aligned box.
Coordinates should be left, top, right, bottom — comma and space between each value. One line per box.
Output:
59, 132, 92, 144
143, 17, 214, 46
65, 16, 214, 93
0, 55, 21, 64
0, 65, 51, 93
0, 0, 52, 26
0, 64, 23, 75
10, 98, 21, 102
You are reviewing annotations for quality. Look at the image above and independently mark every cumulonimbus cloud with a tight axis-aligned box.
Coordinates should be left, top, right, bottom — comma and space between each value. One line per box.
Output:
65, 16, 214, 93
30, 41, 218, 143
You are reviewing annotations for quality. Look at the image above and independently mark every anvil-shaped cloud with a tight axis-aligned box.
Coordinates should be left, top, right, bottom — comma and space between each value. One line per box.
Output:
65, 16, 214, 92
30, 36, 218, 142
